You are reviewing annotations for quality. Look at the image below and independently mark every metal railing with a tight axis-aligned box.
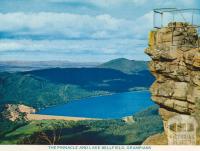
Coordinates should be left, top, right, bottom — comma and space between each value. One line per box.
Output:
153, 8, 200, 29
153, 8, 200, 49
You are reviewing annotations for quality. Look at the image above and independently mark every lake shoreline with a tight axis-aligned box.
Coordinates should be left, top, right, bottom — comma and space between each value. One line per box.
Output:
37, 90, 154, 119
27, 113, 101, 121
37, 88, 150, 111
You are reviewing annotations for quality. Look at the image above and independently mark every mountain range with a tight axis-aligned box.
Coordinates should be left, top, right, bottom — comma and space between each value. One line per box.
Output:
0, 60, 100, 72
0, 58, 154, 109
98, 58, 148, 74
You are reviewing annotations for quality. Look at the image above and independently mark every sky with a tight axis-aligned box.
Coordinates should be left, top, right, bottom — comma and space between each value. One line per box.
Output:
0, 0, 199, 62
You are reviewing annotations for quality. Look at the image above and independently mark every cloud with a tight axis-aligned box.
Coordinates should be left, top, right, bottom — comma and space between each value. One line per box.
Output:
0, 0, 198, 61
0, 39, 147, 54
160, 0, 196, 7
49, 0, 197, 8
0, 11, 154, 61
90, 0, 196, 7
0, 39, 149, 61
0, 14, 152, 41
0, 12, 151, 40
50, 0, 147, 6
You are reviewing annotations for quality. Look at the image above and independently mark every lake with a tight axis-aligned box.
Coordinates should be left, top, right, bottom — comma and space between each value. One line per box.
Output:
37, 91, 154, 119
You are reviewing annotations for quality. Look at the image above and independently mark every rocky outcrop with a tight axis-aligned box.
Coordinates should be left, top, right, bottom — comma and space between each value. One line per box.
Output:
0, 104, 100, 122
143, 133, 167, 145
122, 115, 135, 123
0, 104, 36, 121
145, 22, 200, 144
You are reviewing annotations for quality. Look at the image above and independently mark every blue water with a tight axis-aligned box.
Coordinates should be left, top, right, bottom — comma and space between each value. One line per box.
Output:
38, 91, 154, 119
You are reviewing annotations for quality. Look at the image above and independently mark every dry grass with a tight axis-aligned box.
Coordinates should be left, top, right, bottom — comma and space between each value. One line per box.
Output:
27, 114, 100, 121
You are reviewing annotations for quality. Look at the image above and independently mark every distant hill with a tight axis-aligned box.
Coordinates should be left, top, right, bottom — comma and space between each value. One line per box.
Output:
0, 61, 100, 72
24, 67, 154, 92
98, 58, 148, 74
0, 72, 108, 109
0, 58, 154, 109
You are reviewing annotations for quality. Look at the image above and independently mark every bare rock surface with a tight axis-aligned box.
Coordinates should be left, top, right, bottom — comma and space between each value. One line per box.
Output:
0, 104, 36, 121
142, 133, 167, 145
145, 22, 200, 144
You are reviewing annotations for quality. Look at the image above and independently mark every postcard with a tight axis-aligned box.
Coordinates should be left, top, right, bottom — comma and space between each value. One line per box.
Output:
0, 1, 200, 151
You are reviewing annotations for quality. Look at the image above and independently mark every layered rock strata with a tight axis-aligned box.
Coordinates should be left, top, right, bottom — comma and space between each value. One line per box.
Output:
145, 22, 200, 144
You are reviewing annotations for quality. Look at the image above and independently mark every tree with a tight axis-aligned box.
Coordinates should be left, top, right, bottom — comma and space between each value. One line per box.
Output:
36, 122, 64, 145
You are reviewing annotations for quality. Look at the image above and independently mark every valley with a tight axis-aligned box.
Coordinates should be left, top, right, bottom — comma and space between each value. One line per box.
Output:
0, 58, 160, 145
0, 58, 154, 109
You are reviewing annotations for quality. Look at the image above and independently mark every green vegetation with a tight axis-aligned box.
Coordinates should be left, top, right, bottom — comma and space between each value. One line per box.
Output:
0, 58, 154, 109
0, 58, 159, 145
0, 106, 163, 145
0, 72, 109, 109
98, 58, 148, 74
0, 120, 27, 142
0, 68, 154, 109
24, 67, 154, 93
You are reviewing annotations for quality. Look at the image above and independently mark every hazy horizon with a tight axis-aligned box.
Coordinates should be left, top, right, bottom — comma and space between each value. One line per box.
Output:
0, 57, 148, 63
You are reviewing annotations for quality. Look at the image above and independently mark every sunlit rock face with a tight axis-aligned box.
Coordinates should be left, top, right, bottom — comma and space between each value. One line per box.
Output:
145, 22, 200, 144
0, 104, 36, 121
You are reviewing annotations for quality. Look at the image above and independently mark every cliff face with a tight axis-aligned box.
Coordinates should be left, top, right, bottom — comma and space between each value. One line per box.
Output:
145, 22, 200, 144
